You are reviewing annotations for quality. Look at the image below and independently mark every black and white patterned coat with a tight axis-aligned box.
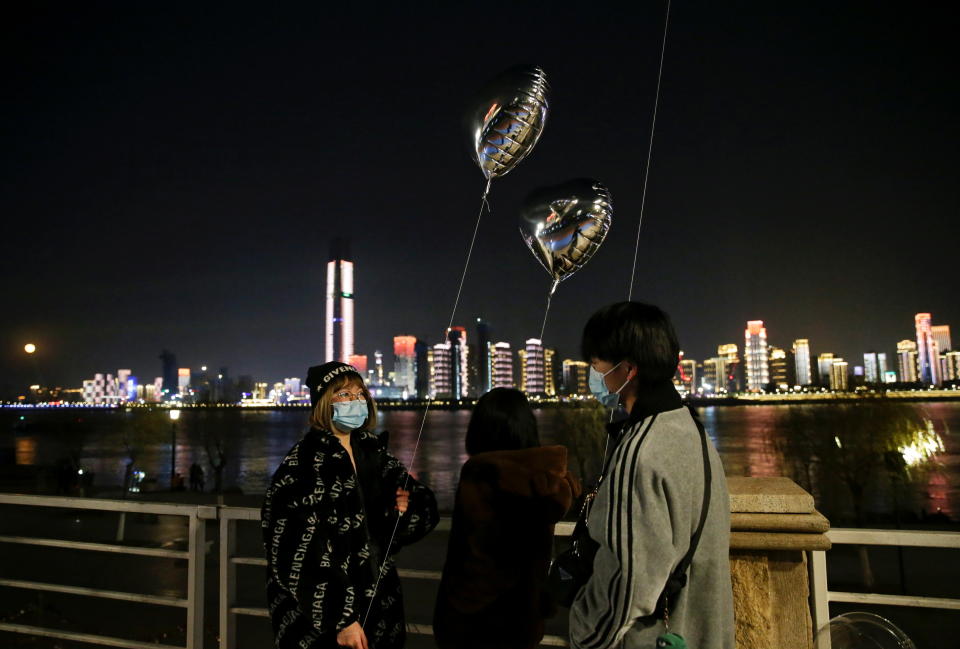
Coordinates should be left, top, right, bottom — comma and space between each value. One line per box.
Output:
262, 427, 438, 649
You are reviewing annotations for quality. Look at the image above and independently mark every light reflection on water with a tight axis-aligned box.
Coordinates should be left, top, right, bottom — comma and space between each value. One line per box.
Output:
3, 403, 958, 518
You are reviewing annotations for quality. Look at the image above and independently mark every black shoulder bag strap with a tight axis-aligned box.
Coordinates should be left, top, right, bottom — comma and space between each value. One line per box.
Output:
655, 405, 713, 618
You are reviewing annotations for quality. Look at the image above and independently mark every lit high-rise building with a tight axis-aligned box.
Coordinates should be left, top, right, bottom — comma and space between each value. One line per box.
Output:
896, 340, 919, 383
701, 358, 723, 395
476, 318, 493, 394
284, 378, 302, 396
177, 368, 191, 395
817, 353, 835, 386
373, 351, 385, 386
393, 336, 417, 397
348, 355, 368, 373
945, 351, 960, 382
520, 338, 545, 395
792, 339, 812, 386
448, 327, 470, 399
863, 352, 888, 384
718, 344, 741, 392
675, 353, 697, 395
415, 340, 430, 398
830, 359, 849, 391
429, 344, 451, 398
914, 313, 942, 385
915, 313, 942, 386
768, 347, 788, 390
744, 321, 769, 392
492, 342, 514, 389
544, 348, 557, 396
325, 238, 355, 363
562, 359, 589, 395
932, 325, 952, 353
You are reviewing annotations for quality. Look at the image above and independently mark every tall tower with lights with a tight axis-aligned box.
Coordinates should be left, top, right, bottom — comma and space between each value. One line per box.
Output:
915, 313, 941, 386
325, 238, 355, 363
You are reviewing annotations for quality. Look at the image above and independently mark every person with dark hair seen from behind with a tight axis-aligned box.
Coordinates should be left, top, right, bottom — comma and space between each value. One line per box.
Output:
569, 302, 734, 649
434, 387, 581, 649
261, 362, 438, 649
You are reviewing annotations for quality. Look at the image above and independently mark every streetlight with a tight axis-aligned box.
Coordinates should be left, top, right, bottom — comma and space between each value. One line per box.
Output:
169, 409, 181, 490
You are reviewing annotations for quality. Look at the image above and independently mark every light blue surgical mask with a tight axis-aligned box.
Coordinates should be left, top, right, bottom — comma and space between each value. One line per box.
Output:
332, 399, 368, 432
589, 362, 628, 409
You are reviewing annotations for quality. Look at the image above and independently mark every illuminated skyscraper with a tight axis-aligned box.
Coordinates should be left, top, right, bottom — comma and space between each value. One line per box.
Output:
348, 355, 368, 373
520, 338, 545, 395
373, 351, 385, 386
817, 353, 835, 386
792, 339, 812, 386
177, 368, 191, 395
701, 358, 722, 395
544, 348, 557, 396
448, 327, 470, 399
675, 352, 697, 395
768, 347, 787, 390
932, 325, 952, 353
896, 340, 919, 383
492, 342, 514, 389
744, 321, 769, 392
718, 344, 741, 392
830, 359, 849, 391
393, 336, 417, 397
325, 239, 355, 363
863, 351, 888, 384
429, 344, 452, 398
946, 351, 960, 382
915, 313, 941, 385
562, 360, 589, 395
476, 318, 493, 394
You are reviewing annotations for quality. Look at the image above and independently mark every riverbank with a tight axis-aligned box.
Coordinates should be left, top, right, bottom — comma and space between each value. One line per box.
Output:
4, 387, 960, 411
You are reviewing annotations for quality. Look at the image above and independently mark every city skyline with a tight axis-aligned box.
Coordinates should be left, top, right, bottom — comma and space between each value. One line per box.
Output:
3, 2, 958, 395
14, 310, 956, 404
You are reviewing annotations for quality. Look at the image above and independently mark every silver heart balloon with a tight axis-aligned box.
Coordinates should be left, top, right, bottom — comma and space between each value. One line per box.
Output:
469, 65, 549, 180
520, 179, 613, 292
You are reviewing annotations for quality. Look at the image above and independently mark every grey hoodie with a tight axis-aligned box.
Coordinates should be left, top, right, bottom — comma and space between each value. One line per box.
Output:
569, 407, 734, 649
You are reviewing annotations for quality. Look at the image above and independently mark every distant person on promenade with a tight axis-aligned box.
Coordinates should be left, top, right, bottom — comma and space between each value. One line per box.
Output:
261, 361, 438, 649
189, 462, 204, 492
434, 387, 580, 649
568, 302, 734, 649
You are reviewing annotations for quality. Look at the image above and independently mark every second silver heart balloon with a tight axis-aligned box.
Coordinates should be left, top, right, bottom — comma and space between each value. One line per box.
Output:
520, 179, 613, 295
469, 65, 549, 181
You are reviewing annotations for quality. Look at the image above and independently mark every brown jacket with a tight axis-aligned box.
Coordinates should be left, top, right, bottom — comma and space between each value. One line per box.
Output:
434, 445, 581, 649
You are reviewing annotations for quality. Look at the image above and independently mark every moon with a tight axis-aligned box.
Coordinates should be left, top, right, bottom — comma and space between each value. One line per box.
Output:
24, 343, 36, 354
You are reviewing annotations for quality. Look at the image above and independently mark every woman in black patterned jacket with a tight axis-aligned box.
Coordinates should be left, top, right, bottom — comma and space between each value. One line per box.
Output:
262, 361, 438, 649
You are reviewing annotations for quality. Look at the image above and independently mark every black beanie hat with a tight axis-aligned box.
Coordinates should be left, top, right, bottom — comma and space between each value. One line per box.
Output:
305, 362, 362, 409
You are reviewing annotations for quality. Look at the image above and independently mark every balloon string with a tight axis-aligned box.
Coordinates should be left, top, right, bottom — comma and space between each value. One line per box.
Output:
363, 175, 492, 630
628, 0, 672, 301
446, 176, 492, 332
539, 279, 559, 341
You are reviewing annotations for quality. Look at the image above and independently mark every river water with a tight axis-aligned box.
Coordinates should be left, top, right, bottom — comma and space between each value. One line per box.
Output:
3, 402, 958, 522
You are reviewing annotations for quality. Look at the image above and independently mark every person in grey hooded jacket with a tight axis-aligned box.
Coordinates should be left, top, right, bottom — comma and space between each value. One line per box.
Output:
569, 302, 734, 649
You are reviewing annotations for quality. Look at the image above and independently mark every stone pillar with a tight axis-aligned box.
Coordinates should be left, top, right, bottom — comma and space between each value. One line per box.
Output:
728, 477, 830, 649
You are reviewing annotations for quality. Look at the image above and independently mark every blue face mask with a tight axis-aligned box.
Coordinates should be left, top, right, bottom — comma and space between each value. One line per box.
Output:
589, 362, 627, 409
332, 399, 368, 432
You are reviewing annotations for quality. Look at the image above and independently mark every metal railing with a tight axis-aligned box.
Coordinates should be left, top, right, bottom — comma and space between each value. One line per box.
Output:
217, 507, 574, 648
809, 527, 960, 646
0, 494, 215, 649
5, 495, 959, 649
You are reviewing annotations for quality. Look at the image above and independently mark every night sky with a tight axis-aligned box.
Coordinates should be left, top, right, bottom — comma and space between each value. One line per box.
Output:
3, 1, 957, 395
